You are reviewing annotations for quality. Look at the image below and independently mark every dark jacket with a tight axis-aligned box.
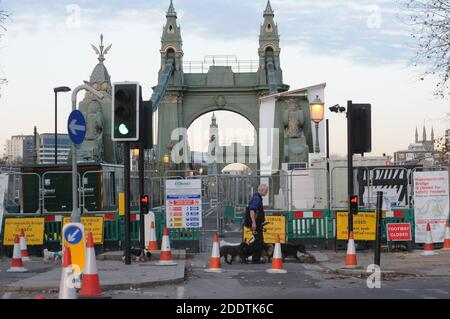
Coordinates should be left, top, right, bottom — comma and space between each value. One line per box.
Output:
247, 192, 265, 226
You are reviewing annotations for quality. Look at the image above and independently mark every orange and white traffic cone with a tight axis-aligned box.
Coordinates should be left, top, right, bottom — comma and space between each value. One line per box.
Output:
421, 223, 438, 256
205, 234, 222, 273
79, 233, 105, 298
442, 221, 450, 251
58, 246, 77, 299
7, 235, 28, 273
345, 232, 358, 269
154, 227, 177, 266
19, 229, 31, 262
266, 235, 287, 274
147, 221, 159, 252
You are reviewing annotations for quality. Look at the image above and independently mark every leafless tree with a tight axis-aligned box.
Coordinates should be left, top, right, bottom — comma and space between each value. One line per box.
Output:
402, 0, 450, 97
0, 3, 8, 95
434, 135, 450, 166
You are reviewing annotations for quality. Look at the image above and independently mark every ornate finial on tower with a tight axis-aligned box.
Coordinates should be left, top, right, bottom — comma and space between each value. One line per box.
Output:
210, 113, 218, 128
91, 34, 112, 63
167, 0, 177, 17
264, 0, 274, 16
423, 126, 427, 142
431, 126, 435, 141
415, 127, 419, 143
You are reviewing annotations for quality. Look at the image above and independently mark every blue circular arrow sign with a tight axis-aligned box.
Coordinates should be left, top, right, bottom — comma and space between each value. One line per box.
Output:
64, 225, 83, 245
67, 110, 87, 145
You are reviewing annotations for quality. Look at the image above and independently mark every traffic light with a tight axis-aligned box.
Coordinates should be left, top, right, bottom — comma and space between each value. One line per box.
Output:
350, 104, 372, 154
112, 82, 140, 141
140, 195, 150, 215
350, 195, 358, 214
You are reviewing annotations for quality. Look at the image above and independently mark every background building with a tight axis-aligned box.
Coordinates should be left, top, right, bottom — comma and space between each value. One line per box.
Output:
36, 133, 71, 165
4, 135, 32, 165
394, 126, 438, 165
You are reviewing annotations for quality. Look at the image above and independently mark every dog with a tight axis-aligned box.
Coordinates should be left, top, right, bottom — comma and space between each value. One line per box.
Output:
122, 248, 152, 262
281, 243, 307, 261
43, 249, 62, 264
220, 242, 252, 265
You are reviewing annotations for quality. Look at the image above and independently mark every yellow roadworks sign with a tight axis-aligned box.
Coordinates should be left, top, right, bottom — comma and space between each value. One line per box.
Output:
337, 212, 376, 241
3, 218, 45, 246
243, 215, 286, 244
62, 217, 104, 244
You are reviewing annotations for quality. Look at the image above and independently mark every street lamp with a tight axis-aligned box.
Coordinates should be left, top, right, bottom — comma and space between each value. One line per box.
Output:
310, 95, 325, 153
163, 154, 170, 168
53, 86, 71, 165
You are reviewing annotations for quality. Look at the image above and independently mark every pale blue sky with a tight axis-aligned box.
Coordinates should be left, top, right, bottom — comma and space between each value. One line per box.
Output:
0, 0, 448, 156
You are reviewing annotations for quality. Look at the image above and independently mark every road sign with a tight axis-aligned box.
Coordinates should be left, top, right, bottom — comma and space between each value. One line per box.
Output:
62, 223, 86, 274
243, 215, 286, 244
67, 110, 87, 145
62, 217, 104, 244
387, 223, 412, 242
337, 212, 376, 241
3, 218, 45, 246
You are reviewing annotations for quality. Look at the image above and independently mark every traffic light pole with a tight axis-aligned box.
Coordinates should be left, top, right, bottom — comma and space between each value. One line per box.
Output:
139, 142, 145, 251
124, 142, 132, 265
347, 100, 354, 235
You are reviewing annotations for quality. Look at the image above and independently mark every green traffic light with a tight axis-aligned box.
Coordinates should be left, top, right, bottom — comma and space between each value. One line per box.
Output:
119, 124, 129, 135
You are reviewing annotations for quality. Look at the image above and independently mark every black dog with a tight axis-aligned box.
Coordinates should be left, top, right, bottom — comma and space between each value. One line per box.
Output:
122, 248, 152, 262
281, 243, 307, 261
220, 243, 252, 265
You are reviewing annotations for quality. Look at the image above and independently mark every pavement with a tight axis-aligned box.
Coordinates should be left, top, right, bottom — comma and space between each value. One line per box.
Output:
315, 249, 450, 278
0, 255, 185, 293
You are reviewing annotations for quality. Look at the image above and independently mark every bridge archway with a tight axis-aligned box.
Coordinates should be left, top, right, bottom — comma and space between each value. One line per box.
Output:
187, 110, 258, 175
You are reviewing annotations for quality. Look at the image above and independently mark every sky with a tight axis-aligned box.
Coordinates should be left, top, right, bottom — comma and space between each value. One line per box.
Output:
0, 0, 449, 157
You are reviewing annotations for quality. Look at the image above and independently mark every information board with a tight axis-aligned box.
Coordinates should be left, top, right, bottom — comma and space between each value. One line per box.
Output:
337, 212, 376, 241
3, 218, 45, 246
166, 180, 202, 229
243, 215, 286, 244
413, 171, 450, 243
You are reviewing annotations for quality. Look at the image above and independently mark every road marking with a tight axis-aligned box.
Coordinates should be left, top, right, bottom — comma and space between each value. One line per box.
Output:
2, 293, 12, 299
177, 286, 185, 299
425, 289, 450, 295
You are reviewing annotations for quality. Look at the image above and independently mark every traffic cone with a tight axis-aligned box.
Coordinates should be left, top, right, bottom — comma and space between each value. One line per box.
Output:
266, 235, 287, 274
79, 233, 105, 298
154, 227, 177, 266
19, 229, 31, 262
345, 232, 358, 269
58, 246, 77, 299
442, 221, 450, 251
7, 235, 28, 273
421, 223, 439, 256
147, 221, 159, 252
205, 234, 222, 273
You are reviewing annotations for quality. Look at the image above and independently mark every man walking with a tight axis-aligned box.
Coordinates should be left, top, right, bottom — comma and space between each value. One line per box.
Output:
247, 184, 268, 264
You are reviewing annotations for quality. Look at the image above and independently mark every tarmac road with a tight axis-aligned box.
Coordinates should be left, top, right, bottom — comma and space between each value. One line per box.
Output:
4, 255, 450, 300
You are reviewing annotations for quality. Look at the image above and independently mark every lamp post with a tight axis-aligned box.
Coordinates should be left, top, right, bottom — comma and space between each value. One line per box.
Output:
163, 154, 170, 170
310, 95, 325, 153
53, 86, 71, 165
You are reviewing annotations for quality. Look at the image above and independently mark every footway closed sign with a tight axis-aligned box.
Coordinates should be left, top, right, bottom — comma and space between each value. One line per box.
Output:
387, 223, 412, 242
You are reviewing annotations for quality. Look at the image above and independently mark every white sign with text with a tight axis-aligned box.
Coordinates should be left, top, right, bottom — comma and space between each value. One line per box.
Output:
413, 171, 449, 243
166, 180, 202, 229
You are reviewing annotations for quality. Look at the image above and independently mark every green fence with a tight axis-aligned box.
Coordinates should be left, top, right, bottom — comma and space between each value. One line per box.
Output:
4, 208, 416, 248
41, 210, 200, 246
